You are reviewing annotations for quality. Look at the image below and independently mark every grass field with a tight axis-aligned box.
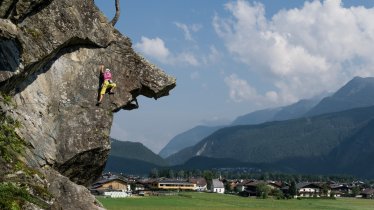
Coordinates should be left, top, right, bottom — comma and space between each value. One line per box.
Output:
97, 192, 374, 210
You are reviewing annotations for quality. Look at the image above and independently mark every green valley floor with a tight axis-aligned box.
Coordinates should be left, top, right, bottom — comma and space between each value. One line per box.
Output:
97, 192, 374, 210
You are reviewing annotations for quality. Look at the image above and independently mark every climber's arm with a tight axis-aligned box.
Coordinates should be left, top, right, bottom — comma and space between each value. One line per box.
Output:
99, 64, 104, 74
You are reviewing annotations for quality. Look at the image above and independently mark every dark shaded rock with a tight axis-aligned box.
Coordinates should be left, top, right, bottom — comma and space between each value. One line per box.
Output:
0, 0, 176, 209
0, 0, 53, 22
45, 168, 105, 210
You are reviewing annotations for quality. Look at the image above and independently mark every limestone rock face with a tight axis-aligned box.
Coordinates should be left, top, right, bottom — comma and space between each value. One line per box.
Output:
0, 0, 175, 209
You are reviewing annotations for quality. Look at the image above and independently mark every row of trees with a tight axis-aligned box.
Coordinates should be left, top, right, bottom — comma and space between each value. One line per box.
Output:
253, 182, 363, 199
148, 168, 368, 184
149, 168, 219, 180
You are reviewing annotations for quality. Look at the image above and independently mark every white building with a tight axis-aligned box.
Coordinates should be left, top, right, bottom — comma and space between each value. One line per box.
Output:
211, 179, 225, 194
297, 183, 325, 197
189, 178, 208, 192
103, 191, 130, 198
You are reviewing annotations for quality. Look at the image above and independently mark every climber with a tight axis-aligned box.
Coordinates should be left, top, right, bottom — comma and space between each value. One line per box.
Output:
97, 64, 116, 105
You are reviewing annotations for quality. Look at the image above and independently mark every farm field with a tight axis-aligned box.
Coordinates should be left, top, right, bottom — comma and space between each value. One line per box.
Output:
97, 192, 374, 210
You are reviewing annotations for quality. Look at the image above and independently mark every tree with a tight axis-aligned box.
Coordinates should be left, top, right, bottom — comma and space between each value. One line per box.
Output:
110, 0, 120, 26
130, 183, 136, 192
149, 168, 159, 178
351, 186, 361, 197
321, 183, 329, 197
177, 170, 185, 179
289, 181, 297, 198
203, 170, 213, 180
260, 172, 269, 181
271, 188, 284, 200
203, 170, 213, 190
188, 171, 193, 178
224, 181, 232, 193
256, 183, 271, 199
194, 169, 202, 177
168, 169, 175, 179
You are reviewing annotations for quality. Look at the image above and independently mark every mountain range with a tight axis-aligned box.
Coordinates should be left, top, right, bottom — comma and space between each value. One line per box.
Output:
159, 97, 321, 159
105, 139, 167, 175
167, 105, 374, 175
160, 89, 328, 159
159, 125, 223, 158
305, 77, 374, 116
164, 77, 374, 178
110, 77, 374, 178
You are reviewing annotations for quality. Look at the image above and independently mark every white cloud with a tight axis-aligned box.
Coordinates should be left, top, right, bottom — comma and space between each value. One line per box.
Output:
224, 74, 260, 103
175, 22, 202, 41
265, 91, 279, 103
176, 52, 200, 66
224, 74, 285, 106
135, 37, 170, 63
135, 36, 200, 66
215, 0, 374, 104
203, 45, 222, 64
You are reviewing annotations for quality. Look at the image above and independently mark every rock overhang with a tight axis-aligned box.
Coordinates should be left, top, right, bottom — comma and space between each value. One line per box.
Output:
0, 0, 176, 209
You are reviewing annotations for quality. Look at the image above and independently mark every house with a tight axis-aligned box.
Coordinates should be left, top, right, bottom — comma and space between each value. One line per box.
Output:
296, 182, 325, 197
235, 180, 255, 192
90, 177, 130, 197
152, 180, 196, 191
267, 181, 283, 189
239, 181, 282, 197
239, 181, 257, 197
133, 182, 146, 191
91, 177, 129, 191
189, 178, 207, 192
330, 184, 352, 197
211, 179, 225, 194
235, 182, 246, 193
138, 179, 157, 191
222, 179, 240, 192
126, 180, 147, 194
361, 188, 374, 199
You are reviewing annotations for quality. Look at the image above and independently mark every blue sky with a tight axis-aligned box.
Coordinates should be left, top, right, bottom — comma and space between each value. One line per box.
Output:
95, 0, 374, 153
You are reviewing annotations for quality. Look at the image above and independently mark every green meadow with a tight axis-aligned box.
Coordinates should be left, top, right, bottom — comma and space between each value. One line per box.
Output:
97, 192, 374, 210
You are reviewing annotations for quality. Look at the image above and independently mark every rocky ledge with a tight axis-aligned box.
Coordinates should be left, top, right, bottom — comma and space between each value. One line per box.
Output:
0, 0, 175, 209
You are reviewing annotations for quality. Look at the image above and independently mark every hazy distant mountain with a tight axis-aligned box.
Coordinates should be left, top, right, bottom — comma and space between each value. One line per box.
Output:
109, 139, 167, 167
166, 76, 374, 178
228, 76, 374, 126
167, 106, 374, 178
232, 94, 325, 125
161, 98, 319, 159
159, 125, 223, 158
231, 108, 281, 125
305, 77, 374, 116
160, 88, 326, 160
272, 98, 322, 121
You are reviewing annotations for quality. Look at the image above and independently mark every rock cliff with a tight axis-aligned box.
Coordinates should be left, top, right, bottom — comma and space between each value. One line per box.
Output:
0, 0, 175, 209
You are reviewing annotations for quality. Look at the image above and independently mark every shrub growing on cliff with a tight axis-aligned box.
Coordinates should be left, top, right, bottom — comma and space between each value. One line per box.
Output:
0, 114, 24, 162
0, 112, 51, 209
0, 183, 35, 210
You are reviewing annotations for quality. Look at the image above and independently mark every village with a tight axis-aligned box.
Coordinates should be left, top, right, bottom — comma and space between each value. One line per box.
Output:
90, 172, 374, 199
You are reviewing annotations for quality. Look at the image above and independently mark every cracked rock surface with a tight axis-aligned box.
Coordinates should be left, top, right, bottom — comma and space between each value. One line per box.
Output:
0, 0, 176, 209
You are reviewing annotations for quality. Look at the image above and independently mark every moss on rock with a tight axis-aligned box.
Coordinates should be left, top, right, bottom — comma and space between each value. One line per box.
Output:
0, 101, 52, 209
